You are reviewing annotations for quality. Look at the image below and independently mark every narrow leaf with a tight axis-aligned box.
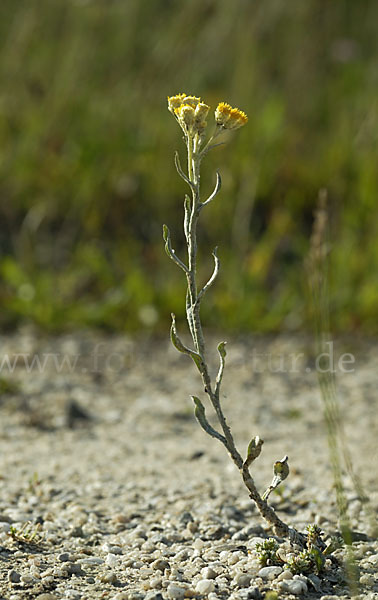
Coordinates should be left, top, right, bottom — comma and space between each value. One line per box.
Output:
201, 171, 222, 207
184, 195, 191, 240
174, 151, 195, 190
215, 340, 227, 396
170, 314, 203, 371
192, 396, 226, 443
217, 339, 227, 360
162, 224, 189, 273
197, 247, 220, 303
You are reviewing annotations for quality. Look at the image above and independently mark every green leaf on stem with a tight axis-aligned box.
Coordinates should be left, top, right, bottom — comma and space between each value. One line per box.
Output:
215, 341, 227, 395
170, 313, 202, 370
192, 396, 226, 443
163, 225, 188, 273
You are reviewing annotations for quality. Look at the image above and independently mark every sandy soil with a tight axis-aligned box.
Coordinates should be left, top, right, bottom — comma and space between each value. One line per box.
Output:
0, 331, 377, 600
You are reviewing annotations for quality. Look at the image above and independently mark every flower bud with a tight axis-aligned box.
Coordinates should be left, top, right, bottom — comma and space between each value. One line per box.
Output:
195, 102, 210, 122
176, 104, 195, 129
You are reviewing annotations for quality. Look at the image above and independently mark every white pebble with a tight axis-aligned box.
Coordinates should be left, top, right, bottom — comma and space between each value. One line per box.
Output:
78, 557, 104, 565
149, 577, 162, 589
41, 568, 55, 579
233, 572, 251, 587
101, 572, 118, 584
228, 553, 241, 565
106, 553, 119, 567
195, 579, 215, 594
277, 569, 293, 580
279, 579, 308, 595
201, 567, 217, 579
152, 558, 170, 571
167, 583, 186, 599
360, 573, 375, 587
142, 541, 155, 552
175, 549, 189, 562
20, 574, 35, 584
258, 565, 283, 580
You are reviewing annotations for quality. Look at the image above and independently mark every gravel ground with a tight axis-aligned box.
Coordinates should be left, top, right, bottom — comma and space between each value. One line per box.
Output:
0, 330, 377, 600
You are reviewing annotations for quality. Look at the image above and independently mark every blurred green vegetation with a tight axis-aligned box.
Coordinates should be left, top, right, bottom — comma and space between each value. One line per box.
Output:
1, 0, 378, 334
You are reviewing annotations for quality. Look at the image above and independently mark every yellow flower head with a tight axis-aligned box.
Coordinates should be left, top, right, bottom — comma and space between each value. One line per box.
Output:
182, 95, 201, 108
168, 93, 208, 136
168, 93, 247, 140
215, 102, 248, 130
167, 93, 187, 114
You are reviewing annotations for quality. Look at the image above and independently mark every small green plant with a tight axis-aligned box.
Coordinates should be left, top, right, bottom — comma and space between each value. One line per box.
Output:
255, 527, 327, 575
306, 523, 323, 548
8, 521, 44, 546
285, 549, 322, 575
164, 93, 308, 547
284, 525, 326, 574
255, 538, 280, 567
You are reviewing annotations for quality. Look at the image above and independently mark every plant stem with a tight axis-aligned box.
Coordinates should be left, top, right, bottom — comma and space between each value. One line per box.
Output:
186, 140, 206, 358
181, 136, 306, 545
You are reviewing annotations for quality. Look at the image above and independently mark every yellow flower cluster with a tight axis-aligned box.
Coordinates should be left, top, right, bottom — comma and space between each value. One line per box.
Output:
168, 93, 248, 137
214, 102, 248, 130
168, 94, 209, 136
